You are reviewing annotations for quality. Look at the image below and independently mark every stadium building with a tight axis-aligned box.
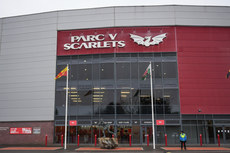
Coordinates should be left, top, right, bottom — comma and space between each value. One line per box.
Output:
0, 5, 230, 145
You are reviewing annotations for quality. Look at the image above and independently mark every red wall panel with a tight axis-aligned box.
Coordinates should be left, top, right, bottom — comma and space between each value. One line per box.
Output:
177, 27, 230, 114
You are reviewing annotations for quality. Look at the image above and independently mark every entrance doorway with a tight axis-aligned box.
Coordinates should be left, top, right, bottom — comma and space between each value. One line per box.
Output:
141, 126, 153, 144
117, 126, 131, 144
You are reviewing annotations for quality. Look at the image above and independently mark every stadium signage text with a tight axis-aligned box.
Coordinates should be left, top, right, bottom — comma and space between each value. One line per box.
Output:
64, 33, 126, 50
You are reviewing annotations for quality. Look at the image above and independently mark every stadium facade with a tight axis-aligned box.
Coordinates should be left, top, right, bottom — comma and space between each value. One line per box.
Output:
0, 5, 230, 145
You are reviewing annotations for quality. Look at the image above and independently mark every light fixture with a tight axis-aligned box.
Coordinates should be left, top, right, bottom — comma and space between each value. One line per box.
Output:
93, 100, 102, 103
64, 87, 76, 90
71, 98, 81, 100
93, 95, 103, 97
69, 91, 77, 94
93, 98, 103, 100
93, 87, 105, 90
72, 100, 82, 103
140, 95, 150, 97
94, 91, 105, 94
121, 91, 130, 94
70, 95, 79, 97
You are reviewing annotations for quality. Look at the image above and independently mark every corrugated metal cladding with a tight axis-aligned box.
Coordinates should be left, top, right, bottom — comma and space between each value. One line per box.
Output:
0, 5, 230, 122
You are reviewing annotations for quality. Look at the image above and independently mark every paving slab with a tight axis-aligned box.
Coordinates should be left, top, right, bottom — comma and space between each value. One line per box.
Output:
76, 147, 144, 151
0, 147, 62, 150
162, 147, 230, 151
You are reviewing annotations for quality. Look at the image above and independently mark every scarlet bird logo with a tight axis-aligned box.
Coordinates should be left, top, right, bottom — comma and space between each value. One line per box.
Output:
130, 33, 167, 47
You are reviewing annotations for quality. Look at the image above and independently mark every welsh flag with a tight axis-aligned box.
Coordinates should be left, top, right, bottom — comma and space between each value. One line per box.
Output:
142, 64, 151, 80
55, 66, 68, 80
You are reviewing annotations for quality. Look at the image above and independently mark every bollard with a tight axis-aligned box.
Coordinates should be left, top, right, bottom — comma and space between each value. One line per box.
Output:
129, 134, 132, 146
200, 134, 202, 147
45, 134, 48, 147
147, 134, 149, 146
77, 134, 79, 147
165, 134, 167, 147
217, 134, 220, 147
61, 134, 63, 147
95, 134, 97, 147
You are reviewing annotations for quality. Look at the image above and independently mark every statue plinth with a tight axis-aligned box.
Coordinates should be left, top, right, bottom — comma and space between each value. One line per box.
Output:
98, 137, 118, 149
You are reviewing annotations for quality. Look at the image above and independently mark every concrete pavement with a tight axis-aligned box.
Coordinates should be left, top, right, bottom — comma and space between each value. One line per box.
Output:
1, 145, 230, 153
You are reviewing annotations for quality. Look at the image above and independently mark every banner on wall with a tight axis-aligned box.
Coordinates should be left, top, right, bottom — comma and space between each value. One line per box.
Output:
10, 127, 32, 134
57, 27, 176, 56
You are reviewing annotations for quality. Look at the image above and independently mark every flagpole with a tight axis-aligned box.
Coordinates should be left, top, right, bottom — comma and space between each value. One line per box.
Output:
149, 62, 155, 149
64, 64, 69, 150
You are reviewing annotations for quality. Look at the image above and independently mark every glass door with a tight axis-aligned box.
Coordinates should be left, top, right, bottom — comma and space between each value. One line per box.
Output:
117, 126, 131, 144
216, 126, 224, 144
77, 126, 92, 144
141, 126, 154, 144
224, 127, 230, 143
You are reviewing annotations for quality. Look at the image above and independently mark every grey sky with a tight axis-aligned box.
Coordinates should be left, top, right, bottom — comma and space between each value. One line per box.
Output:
0, 0, 230, 18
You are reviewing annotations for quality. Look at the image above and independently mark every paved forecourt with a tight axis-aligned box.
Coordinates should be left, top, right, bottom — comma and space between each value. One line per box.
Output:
162, 147, 230, 151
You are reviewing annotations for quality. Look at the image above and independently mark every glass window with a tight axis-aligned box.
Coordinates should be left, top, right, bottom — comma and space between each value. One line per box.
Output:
156, 105, 164, 114
131, 89, 140, 105
101, 105, 115, 114
78, 64, 92, 81
139, 53, 153, 62
117, 105, 132, 114
131, 62, 138, 79
155, 89, 163, 105
70, 64, 78, 81
162, 62, 177, 78
165, 105, 180, 114
154, 53, 162, 62
116, 63, 130, 80
99, 89, 114, 105
164, 89, 179, 105
72, 90, 91, 105
140, 106, 152, 114
57, 56, 70, 65
131, 63, 139, 88
140, 90, 151, 105
55, 52, 179, 129
162, 52, 177, 61
78, 55, 92, 64
117, 89, 131, 105
154, 62, 162, 78
116, 53, 130, 61
92, 63, 100, 86
100, 63, 114, 79
100, 54, 114, 63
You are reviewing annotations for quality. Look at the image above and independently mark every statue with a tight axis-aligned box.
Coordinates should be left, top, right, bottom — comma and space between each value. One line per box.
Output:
97, 120, 118, 149
98, 120, 115, 137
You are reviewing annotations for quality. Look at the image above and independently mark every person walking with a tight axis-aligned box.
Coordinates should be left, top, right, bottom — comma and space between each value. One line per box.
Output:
180, 131, 187, 150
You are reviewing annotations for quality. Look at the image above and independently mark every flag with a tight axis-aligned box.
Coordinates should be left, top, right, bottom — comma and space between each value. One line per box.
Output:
227, 69, 230, 79
55, 66, 68, 80
142, 64, 151, 80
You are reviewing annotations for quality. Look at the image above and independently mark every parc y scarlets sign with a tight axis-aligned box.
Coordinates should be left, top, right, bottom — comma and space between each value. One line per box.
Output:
57, 27, 176, 56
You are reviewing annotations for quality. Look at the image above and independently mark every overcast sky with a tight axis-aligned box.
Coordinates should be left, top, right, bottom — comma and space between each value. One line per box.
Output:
0, 0, 230, 18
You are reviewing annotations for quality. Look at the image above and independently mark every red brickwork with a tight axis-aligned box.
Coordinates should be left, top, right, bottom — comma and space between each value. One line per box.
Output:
0, 121, 54, 145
